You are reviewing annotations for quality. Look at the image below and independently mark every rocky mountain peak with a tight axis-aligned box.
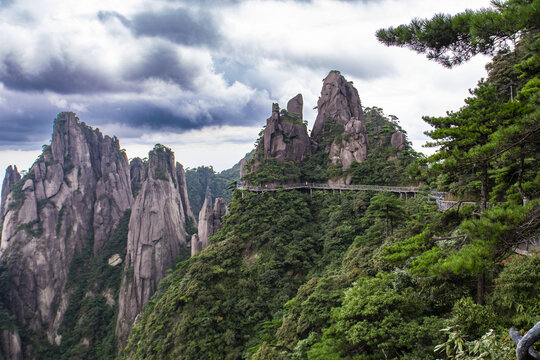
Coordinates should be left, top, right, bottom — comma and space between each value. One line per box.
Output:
116, 144, 188, 348
147, 144, 177, 186
0, 112, 132, 353
311, 71, 365, 140
259, 97, 312, 163
1, 165, 20, 220
129, 157, 146, 195
191, 196, 226, 256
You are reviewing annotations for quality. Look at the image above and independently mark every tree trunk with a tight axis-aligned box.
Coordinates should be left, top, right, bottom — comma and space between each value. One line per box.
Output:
480, 163, 489, 211
517, 156, 530, 205
476, 272, 485, 305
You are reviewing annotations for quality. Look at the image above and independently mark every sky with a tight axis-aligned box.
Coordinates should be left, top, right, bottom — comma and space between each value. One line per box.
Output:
0, 0, 493, 186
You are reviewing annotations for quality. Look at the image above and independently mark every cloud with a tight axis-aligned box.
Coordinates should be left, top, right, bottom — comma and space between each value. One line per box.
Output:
98, 8, 220, 47
0, 54, 119, 94
122, 44, 199, 90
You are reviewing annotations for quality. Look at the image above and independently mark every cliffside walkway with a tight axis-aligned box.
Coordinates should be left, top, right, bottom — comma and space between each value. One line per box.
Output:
236, 182, 475, 212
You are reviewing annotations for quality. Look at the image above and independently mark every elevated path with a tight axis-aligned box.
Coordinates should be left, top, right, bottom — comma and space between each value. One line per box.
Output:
236, 182, 475, 211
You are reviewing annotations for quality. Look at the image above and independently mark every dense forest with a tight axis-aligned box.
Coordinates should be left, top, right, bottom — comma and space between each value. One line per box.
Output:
122, 1, 539, 359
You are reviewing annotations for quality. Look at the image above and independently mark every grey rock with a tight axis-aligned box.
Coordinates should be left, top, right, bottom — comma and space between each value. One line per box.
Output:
311, 71, 368, 172
391, 131, 407, 150
129, 157, 146, 196
260, 101, 311, 163
0, 112, 132, 347
239, 157, 249, 179
191, 197, 226, 256
116, 145, 187, 348
1, 329, 22, 360
176, 162, 195, 222
1, 166, 20, 219
328, 117, 368, 170
287, 94, 303, 119
311, 71, 364, 140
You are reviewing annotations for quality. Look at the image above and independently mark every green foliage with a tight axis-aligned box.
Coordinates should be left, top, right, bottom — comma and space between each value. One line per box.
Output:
376, 0, 540, 68
243, 158, 301, 185
489, 254, 540, 328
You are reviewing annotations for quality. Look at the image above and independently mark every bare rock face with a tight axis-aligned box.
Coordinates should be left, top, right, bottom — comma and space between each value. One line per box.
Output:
0, 112, 133, 349
129, 157, 146, 195
191, 197, 226, 256
329, 118, 368, 170
116, 145, 188, 348
311, 71, 368, 171
1, 329, 22, 360
287, 93, 303, 119
176, 162, 195, 222
311, 71, 364, 139
260, 100, 311, 163
391, 131, 407, 150
1, 166, 21, 221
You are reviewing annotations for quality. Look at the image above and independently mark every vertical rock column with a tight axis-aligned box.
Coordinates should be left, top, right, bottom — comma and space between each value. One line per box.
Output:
191, 196, 226, 256
116, 145, 188, 348
0, 112, 133, 348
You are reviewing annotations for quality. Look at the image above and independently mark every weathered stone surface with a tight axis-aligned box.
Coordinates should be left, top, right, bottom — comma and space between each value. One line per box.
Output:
116, 145, 187, 348
287, 94, 303, 119
191, 197, 226, 256
260, 100, 311, 163
239, 157, 249, 179
176, 162, 195, 222
391, 131, 407, 150
1, 166, 20, 219
0, 112, 133, 348
311, 71, 368, 172
329, 117, 368, 170
1, 329, 22, 360
311, 71, 364, 140
129, 158, 146, 196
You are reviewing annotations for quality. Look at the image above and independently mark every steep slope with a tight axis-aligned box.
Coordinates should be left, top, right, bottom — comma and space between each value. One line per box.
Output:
116, 144, 188, 348
0, 112, 133, 358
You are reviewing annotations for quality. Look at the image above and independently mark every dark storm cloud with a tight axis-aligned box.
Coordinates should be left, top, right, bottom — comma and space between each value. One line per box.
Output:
0, 55, 118, 94
84, 95, 267, 136
98, 8, 220, 47
123, 44, 197, 90
0, 96, 60, 147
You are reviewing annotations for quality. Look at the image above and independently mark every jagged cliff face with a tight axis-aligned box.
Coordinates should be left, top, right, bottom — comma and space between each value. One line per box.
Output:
116, 145, 188, 348
260, 97, 312, 163
191, 197, 226, 256
1, 166, 21, 223
0, 112, 133, 352
176, 162, 195, 222
312, 71, 368, 170
129, 157, 146, 196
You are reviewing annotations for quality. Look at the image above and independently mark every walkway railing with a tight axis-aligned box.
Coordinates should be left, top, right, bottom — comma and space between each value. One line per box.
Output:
236, 182, 477, 212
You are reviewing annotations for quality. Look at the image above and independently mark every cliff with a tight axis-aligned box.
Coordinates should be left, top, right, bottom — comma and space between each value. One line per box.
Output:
1, 166, 21, 223
312, 71, 368, 171
0, 112, 133, 355
176, 162, 195, 223
116, 144, 188, 348
260, 99, 312, 163
191, 196, 226, 256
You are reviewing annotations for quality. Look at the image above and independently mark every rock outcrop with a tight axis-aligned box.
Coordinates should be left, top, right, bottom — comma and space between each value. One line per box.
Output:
1, 329, 22, 360
176, 162, 195, 222
116, 144, 188, 348
391, 131, 407, 150
260, 98, 311, 163
191, 196, 226, 256
287, 93, 303, 119
129, 157, 146, 196
311, 71, 368, 171
0, 112, 133, 350
1, 166, 21, 221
